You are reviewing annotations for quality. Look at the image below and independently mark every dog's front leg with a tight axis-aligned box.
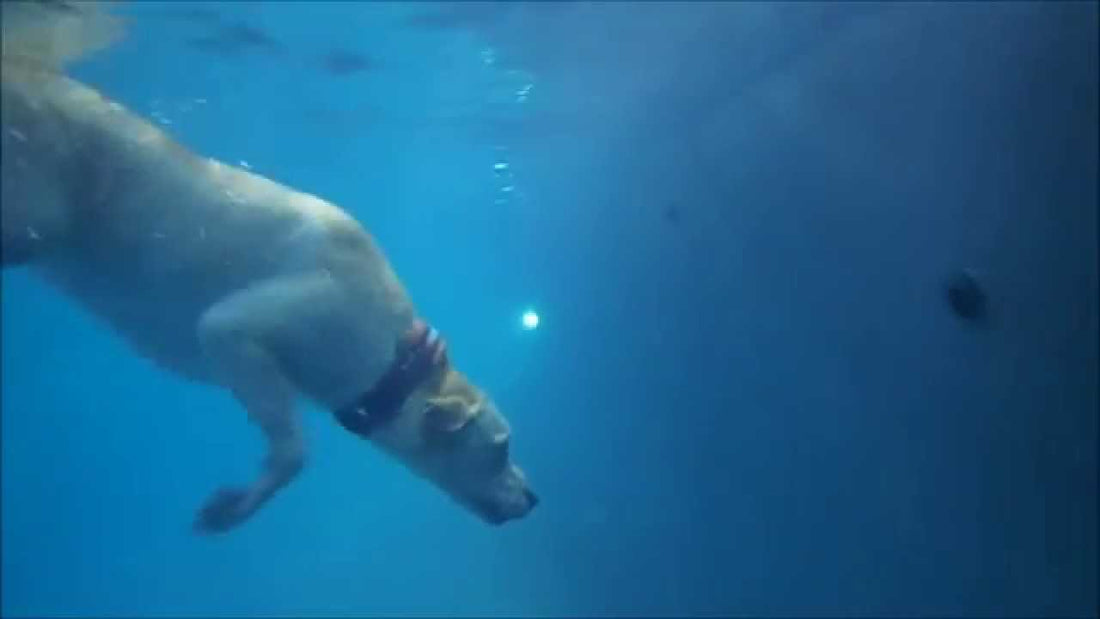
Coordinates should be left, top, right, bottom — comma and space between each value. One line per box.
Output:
192, 275, 324, 534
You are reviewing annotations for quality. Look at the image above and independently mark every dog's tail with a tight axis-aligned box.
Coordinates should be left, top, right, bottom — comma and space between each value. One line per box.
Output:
1, 0, 125, 71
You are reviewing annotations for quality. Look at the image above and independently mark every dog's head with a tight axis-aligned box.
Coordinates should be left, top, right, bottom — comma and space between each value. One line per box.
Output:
389, 368, 538, 525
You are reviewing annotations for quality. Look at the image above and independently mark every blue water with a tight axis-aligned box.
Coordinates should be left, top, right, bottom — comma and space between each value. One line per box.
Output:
2, 2, 1097, 616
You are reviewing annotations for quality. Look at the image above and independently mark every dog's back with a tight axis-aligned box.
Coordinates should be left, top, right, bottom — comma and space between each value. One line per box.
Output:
1, 1, 409, 382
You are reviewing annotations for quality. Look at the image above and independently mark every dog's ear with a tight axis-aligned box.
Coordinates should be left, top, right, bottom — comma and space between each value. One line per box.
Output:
422, 394, 478, 434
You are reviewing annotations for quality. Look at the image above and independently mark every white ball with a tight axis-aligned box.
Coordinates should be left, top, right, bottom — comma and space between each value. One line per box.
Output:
521, 310, 540, 330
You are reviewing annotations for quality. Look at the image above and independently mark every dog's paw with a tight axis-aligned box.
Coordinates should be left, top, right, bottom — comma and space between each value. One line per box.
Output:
194, 487, 253, 534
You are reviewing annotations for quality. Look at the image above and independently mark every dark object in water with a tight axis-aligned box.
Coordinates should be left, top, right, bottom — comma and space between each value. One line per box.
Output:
221, 22, 281, 50
318, 50, 374, 77
139, 6, 223, 26
945, 269, 987, 322
163, 7, 223, 26
32, 0, 80, 14
186, 21, 283, 58
402, 5, 505, 30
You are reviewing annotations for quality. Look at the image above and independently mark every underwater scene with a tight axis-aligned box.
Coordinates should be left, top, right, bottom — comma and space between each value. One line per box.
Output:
1, 1, 1097, 617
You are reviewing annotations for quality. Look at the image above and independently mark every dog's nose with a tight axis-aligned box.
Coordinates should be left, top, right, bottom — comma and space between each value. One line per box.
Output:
524, 488, 540, 510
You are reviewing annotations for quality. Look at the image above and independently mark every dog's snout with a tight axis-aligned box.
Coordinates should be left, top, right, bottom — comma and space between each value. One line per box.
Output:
467, 485, 539, 525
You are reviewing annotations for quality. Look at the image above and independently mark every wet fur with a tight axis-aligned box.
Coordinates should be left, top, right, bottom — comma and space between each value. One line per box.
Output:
1, 1, 533, 532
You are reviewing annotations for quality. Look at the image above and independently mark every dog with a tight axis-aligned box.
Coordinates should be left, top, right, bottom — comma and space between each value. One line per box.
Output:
0, 0, 538, 533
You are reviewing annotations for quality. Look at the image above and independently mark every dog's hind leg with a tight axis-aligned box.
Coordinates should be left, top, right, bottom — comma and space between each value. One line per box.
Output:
193, 272, 340, 534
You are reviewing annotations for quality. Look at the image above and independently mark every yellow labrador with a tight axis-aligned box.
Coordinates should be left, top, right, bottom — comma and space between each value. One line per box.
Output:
1, 0, 537, 533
